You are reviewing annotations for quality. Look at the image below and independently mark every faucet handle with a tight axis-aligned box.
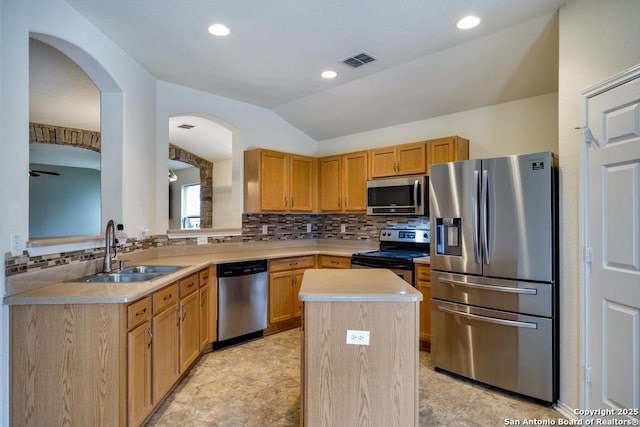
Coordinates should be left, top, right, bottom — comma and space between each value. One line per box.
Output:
118, 259, 133, 270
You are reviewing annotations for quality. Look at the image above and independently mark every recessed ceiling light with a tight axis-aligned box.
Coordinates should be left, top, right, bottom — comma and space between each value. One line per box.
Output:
456, 16, 480, 30
321, 70, 337, 79
208, 23, 230, 37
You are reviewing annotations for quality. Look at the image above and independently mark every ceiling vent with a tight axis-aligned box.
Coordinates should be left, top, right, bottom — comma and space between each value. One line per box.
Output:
341, 52, 376, 68
177, 123, 195, 129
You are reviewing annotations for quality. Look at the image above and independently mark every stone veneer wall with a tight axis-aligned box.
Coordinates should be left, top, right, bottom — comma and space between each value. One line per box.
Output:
30, 122, 101, 152
5, 213, 427, 277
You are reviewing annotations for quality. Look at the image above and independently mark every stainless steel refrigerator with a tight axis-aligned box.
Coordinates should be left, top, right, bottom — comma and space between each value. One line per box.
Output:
429, 151, 558, 403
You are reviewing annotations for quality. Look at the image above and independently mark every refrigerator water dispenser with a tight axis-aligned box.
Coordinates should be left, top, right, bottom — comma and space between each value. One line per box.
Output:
435, 218, 462, 256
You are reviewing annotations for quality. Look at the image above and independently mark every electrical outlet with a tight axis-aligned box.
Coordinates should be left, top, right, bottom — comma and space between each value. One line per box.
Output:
262, 225, 268, 234
10, 234, 24, 256
346, 330, 370, 346
306, 223, 312, 233
197, 236, 208, 245
340, 224, 346, 233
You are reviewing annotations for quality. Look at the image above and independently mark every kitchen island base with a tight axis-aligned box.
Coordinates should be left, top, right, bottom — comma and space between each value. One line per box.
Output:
299, 269, 421, 427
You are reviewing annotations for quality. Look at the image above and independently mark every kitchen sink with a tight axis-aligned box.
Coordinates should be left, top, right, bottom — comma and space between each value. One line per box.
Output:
67, 265, 188, 284
83, 272, 164, 283
120, 265, 187, 274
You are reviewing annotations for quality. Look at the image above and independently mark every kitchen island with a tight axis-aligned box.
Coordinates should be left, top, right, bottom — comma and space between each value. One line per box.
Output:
299, 268, 422, 427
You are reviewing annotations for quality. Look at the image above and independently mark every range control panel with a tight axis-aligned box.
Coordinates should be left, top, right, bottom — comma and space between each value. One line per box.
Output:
379, 228, 430, 243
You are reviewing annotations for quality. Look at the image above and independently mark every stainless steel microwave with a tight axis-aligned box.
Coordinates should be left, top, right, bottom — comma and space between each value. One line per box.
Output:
366, 175, 427, 215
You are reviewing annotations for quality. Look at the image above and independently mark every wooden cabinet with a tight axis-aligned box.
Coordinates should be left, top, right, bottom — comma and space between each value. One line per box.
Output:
244, 148, 316, 213
199, 267, 216, 350
427, 136, 469, 175
415, 264, 431, 347
318, 151, 368, 212
179, 273, 201, 372
318, 255, 351, 269
127, 297, 153, 427
269, 256, 315, 324
151, 283, 179, 405
369, 142, 426, 178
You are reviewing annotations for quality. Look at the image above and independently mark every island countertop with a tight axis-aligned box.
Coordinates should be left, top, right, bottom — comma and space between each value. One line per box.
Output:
299, 268, 422, 302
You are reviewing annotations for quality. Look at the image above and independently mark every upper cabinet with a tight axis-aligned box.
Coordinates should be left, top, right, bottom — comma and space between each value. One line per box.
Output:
244, 149, 316, 213
318, 151, 368, 213
369, 141, 426, 178
427, 136, 469, 175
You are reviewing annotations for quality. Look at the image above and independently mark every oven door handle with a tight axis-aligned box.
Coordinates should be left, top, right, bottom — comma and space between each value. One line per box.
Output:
437, 277, 537, 295
351, 259, 409, 270
438, 305, 538, 329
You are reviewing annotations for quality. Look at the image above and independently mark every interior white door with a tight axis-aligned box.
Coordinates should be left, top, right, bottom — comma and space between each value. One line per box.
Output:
586, 72, 640, 421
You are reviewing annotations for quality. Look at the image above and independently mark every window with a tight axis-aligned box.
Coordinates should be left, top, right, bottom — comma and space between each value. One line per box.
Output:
182, 183, 200, 229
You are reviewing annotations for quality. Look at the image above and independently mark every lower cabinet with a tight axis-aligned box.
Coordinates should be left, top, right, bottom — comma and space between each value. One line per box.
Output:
268, 256, 315, 325
127, 297, 153, 427
179, 273, 201, 373
151, 283, 180, 405
415, 264, 431, 346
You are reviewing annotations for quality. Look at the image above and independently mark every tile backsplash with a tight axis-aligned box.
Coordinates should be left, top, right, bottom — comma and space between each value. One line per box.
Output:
5, 213, 427, 277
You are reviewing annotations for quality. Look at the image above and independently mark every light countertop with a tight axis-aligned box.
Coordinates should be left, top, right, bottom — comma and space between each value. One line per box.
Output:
5, 243, 429, 305
299, 269, 423, 302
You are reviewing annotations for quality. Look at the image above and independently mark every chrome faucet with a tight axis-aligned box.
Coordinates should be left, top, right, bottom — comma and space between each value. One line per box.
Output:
103, 219, 117, 273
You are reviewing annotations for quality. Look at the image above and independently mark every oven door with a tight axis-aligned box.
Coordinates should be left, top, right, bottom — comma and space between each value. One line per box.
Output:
351, 261, 414, 286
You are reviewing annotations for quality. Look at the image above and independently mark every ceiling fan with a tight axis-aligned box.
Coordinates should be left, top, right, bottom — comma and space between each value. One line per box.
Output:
29, 169, 60, 177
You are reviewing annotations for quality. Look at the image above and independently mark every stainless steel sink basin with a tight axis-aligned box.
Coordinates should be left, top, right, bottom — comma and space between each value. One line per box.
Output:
121, 265, 187, 274
83, 272, 164, 283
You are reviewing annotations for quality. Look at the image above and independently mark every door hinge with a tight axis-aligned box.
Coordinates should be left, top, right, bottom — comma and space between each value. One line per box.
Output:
585, 365, 592, 384
585, 247, 592, 264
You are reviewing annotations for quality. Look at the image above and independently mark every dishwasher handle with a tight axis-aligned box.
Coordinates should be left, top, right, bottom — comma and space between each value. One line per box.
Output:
217, 260, 268, 277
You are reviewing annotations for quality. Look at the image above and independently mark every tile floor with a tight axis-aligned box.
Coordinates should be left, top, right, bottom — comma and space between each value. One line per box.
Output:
146, 328, 562, 426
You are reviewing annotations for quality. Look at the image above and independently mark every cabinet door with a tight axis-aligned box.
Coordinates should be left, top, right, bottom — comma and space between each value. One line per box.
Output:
179, 291, 200, 372
416, 264, 432, 343
128, 321, 152, 427
397, 142, 426, 176
289, 155, 314, 212
343, 151, 368, 211
293, 270, 305, 318
152, 304, 180, 405
199, 284, 210, 350
318, 155, 342, 212
269, 271, 295, 324
369, 147, 398, 178
260, 150, 288, 211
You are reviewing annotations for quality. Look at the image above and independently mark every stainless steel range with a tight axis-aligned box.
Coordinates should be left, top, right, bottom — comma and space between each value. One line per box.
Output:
351, 227, 430, 286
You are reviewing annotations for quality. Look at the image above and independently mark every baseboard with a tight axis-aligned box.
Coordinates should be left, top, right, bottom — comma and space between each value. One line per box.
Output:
554, 400, 579, 421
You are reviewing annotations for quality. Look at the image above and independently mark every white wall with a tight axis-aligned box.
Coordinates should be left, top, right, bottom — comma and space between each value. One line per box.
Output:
317, 93, 558, 158
557, 0, 640, 413
155, 80, 318, 231
212, 159, 234, 229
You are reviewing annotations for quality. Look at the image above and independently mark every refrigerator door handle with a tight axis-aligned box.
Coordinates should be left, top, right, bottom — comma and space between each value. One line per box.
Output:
438, 305, 538, 329
481, 169, 490, 264
438, 277, 537, 295
473, 170, 481, 264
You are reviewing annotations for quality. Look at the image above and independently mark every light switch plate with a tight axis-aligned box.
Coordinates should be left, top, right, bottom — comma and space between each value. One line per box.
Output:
262, 225, 268, 234
340, 224, 346, 233
346, 330, 370, 346
196, 236, 208, 245
10, 234, 24, 256
306, 223, 312, 233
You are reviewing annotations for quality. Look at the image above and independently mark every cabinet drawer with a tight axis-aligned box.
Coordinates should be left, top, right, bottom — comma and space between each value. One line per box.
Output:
269, 256, 315, 273
128, 297, 151, 330
153, 283, 179, 313
319, 255, 351, 269
180, 273, 199, 297
416, 264, 431, 282
199, 268, 210, 287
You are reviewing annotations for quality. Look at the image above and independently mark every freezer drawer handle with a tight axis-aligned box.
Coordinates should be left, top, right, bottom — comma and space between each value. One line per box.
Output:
438, 278, 537, 295
438, 305, 538, 329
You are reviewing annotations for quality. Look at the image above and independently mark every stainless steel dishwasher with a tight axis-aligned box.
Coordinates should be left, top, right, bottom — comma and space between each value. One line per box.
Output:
217, 260, 268, 342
